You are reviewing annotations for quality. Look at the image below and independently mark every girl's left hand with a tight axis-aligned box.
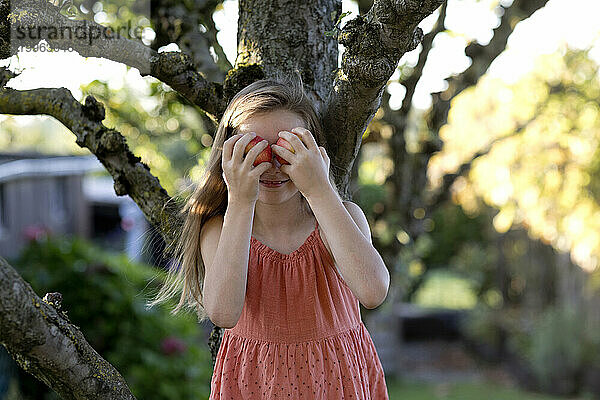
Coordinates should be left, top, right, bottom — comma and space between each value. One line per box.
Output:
271, 127, 332, 200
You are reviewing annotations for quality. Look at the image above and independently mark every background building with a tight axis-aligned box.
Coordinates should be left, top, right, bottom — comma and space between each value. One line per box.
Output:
0, 152, 149, 262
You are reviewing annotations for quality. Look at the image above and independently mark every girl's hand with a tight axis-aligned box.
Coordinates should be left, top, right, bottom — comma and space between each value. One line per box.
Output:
221, 132, 272, 204
272, 128, 332, 200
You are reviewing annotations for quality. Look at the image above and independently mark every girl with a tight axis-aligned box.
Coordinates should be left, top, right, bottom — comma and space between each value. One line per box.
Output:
154, 76, 390, 399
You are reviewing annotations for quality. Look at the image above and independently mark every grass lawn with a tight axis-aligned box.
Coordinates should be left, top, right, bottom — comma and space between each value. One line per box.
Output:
386, 376, 595, 400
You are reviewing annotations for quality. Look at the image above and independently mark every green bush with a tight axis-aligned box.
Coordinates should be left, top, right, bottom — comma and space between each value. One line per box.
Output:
461, 304, 519, 360
463, 303, 600, 397
11, 235, 212, 400
519, 305, 595, 396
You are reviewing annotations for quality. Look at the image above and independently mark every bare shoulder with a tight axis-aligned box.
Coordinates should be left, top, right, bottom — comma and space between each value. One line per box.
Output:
342, 201, 372, 243
199, 214, 224, 269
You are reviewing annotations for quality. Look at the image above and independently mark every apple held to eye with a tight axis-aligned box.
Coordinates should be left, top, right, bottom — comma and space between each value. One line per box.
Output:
244, 135, 272, 167
274, 132, 301, 165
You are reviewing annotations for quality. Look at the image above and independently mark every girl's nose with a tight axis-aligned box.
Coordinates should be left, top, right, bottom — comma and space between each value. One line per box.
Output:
271, 154, 282, 169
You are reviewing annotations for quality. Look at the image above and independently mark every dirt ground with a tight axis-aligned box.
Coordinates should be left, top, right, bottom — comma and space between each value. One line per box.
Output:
397, 340, 516, 386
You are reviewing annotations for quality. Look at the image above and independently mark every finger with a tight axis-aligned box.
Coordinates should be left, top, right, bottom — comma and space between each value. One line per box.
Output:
319, 146, 330, 161
319, 147, 331, 172
320, 146, 331, 168
292, 127, 319, 151
222, 133, 243, 162
243, 139, 270, 169
271, 143, 296, 164
279, 163, 290, 176
278, 130, 306, 152
250, 161, 273, 177
232, 132, 257, 163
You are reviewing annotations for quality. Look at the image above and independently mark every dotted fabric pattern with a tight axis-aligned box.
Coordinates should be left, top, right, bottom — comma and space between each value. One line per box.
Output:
209, 220, 389, 399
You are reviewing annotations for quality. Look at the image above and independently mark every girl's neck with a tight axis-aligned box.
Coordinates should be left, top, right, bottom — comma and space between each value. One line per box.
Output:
252, 194, 313, 237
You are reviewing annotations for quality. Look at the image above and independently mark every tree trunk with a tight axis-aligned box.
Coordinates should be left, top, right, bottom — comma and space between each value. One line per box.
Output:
236, 0, 340, 111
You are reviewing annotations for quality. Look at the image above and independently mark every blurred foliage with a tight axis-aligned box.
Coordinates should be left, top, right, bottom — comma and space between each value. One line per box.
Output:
429, 47, 600, 271
520, 305, 591, 395
59, 0, 153, 45
358, 142, 394, 186
355, 197, 496, 306
360, 46, 600, 394
413, 270, 478, 309
420, 47, 600, 397
11, 235, 212, 400
424, 201, 489, 268
0, 115, 89, 155
386, 375, 594, 400
463, 302, 600, 397
80, 77, 213, 193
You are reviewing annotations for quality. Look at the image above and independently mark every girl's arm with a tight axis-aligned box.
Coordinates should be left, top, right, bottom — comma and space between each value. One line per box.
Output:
272, 128, 389, 309
307, 188, 390, 309
202, 132, 271, 328
201, 200, 255, 328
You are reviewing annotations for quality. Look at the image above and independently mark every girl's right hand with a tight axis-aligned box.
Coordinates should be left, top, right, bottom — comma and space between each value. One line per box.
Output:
221, 132, 272, 204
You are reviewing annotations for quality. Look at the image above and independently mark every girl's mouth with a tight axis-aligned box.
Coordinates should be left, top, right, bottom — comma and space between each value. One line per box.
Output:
260, 179, 289, 188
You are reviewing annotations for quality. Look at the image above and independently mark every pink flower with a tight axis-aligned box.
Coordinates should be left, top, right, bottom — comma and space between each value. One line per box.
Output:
22, 224, 51, 242
160, 336, 187, 356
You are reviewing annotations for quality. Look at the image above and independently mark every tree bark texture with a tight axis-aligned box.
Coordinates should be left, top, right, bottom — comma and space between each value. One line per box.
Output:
236, 0, 340, 111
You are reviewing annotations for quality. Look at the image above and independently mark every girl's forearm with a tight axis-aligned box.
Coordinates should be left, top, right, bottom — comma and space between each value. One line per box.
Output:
203, 199, 255, 328
306, 186, 389, 309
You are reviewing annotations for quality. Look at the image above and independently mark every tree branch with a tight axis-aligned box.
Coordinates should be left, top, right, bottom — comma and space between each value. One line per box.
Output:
0, 256, 136, 399
151, 0, 232, 82
322, 0, 445, 199
199, 3, 233, 74
0, 70, 181, 248
425, 108, 541, 213
2, 0, 228, 118
427, 0, 550, 133
400, 1, 447, 115
378, 2, 447, 234
371, 0, 548, 257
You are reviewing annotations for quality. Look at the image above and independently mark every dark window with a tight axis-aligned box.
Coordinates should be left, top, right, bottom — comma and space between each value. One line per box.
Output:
91, 203, 125, 251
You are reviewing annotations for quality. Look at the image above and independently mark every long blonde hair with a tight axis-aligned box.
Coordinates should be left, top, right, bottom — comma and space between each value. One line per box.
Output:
149, 75, 337, 322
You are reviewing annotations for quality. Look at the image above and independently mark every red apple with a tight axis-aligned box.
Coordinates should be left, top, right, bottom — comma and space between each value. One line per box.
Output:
244, 135, 272, 167
275, 132, 301, 165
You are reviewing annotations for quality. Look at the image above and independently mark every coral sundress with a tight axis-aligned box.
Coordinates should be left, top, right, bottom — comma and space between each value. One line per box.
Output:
209, 219, 389, 399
